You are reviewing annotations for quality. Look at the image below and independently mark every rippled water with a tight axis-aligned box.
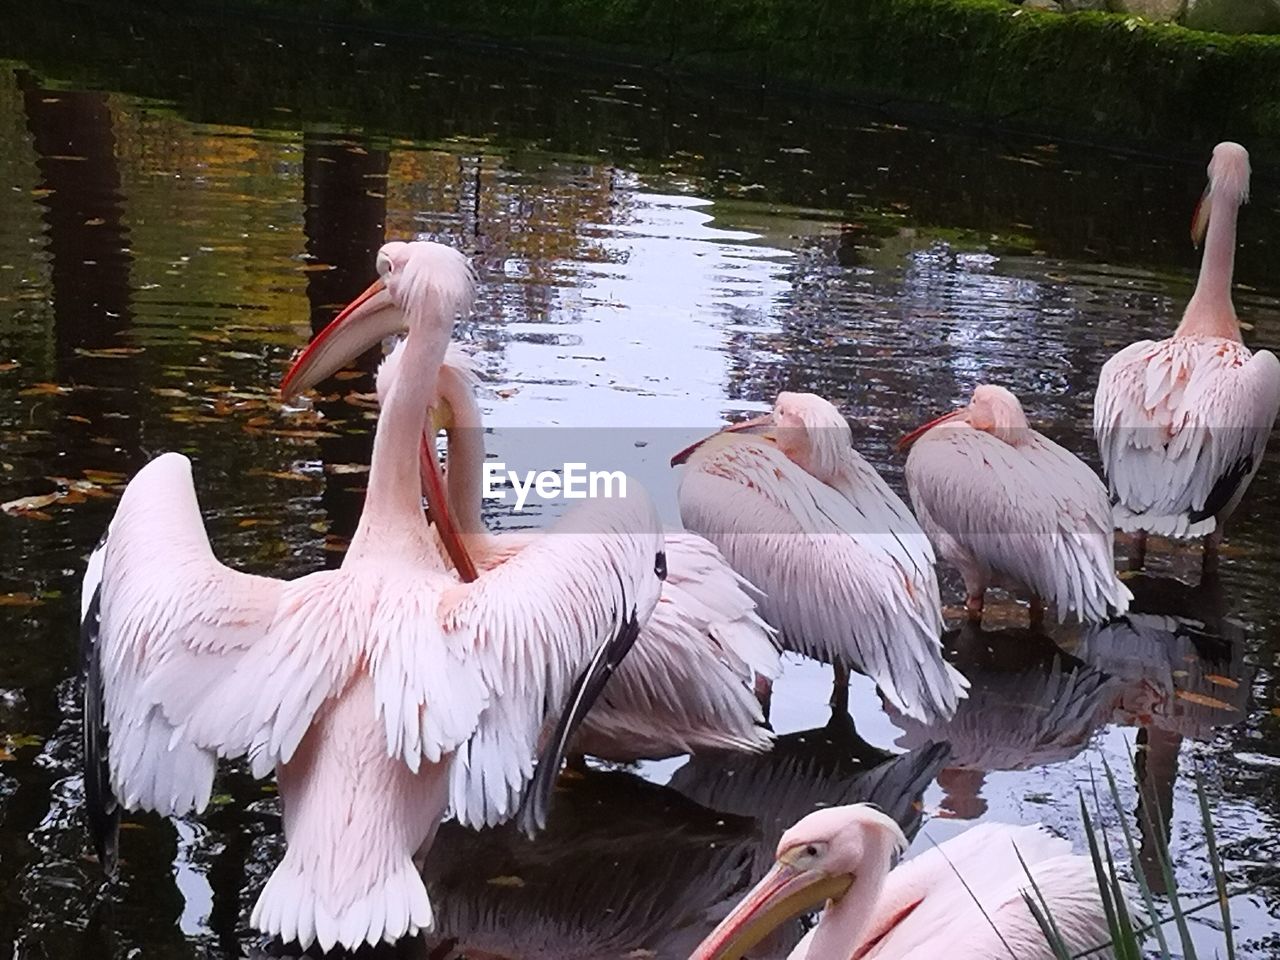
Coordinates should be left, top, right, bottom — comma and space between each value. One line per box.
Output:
1, 6, 1278, 958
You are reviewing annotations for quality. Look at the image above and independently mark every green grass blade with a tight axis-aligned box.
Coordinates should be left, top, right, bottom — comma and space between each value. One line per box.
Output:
1078, 792, 1131, 957
1102, 755, 1171, 956
1129, 740, 1198, 959
1193, 766, 1236, 960
1023, 891, 1075, 960
1016, 842, 1071, 955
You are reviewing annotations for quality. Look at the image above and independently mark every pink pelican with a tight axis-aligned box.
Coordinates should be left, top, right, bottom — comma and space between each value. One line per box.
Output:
79, 240, 666, 952
672, 392, 967, 722
691, 804, 1111, 960
1094, 141, 1280, 571
900, 384, 1130, 626
372, 338, 780, 768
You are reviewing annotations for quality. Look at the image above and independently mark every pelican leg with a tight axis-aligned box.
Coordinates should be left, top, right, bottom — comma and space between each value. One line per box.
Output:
1202, 529, 1222, 577
1029, 594, 1046, 629
1129, 530, 1148, 571
830, 662, 850, 715
964, 592, 984, 623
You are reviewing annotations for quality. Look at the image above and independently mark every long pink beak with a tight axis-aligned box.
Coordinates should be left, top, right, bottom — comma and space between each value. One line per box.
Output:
690, 860, 852, 960
1191, 185, 1211, 248
281, 279, 479, 584
670, 413, 773, 467
280, 277, 400, 401
897, 409, 965, 451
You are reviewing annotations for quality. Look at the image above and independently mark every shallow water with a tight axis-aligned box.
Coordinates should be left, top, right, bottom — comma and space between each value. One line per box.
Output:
1, 5, 1278, 958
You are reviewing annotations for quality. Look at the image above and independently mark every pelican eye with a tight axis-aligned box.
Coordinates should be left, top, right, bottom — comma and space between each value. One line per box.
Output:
805, 845, 818, 857
654, 551, 667, 581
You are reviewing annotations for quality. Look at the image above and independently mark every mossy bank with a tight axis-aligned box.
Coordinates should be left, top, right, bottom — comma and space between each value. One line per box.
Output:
226, 0, 1280, 152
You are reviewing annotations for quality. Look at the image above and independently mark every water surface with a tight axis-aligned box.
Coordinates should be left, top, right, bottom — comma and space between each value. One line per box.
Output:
1, 6, 1278, 958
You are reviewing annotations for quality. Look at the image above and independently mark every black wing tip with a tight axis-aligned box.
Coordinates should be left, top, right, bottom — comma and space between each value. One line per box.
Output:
516, 607, 644, 839
1189, 456, 1254, 524
80, 582, 121, 879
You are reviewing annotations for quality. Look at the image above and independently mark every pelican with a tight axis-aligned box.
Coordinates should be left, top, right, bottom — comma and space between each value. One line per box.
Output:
1094, 141, 1280, 571
367, 337, 780, 769
691, 804, 1113, 960
79, 240, 666, 952
672, 392, 967, 722
900, 384, 1130, 626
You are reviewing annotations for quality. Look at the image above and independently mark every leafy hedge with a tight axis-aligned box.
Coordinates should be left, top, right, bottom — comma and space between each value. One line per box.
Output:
232, 0, 1280, 149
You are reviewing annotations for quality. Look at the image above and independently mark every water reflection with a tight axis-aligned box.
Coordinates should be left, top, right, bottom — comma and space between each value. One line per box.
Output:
0, 5, 1278, 956
891, 624, 1112, 818
1079, 572, 1253, 892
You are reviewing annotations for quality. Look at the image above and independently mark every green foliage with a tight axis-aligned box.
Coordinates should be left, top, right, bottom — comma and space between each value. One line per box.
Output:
226, 0, 1280, 149
1025, 755, 1239, 959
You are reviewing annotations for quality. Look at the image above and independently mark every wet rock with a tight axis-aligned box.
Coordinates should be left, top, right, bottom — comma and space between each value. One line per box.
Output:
1185, 0, 1280, 33
1062, 0, 1109, 9
1023, 0, 1064, 9
1110, 0, 1185, 20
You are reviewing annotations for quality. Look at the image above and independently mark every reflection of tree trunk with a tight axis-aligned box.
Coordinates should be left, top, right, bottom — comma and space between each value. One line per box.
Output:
302, 133, 389, 563
1135, 725, 1180, 894
18, 71, 141, 474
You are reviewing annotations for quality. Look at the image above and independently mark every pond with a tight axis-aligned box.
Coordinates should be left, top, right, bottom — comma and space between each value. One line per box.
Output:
0, 5, 1278, 958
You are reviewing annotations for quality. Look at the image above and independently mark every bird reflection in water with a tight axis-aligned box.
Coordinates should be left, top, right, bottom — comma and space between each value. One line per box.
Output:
1078, 571, 1252, 892
888, 623, 1112, 818
286, 725, 946, 960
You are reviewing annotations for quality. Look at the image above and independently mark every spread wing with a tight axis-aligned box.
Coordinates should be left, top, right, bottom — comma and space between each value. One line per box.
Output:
1094, 336, 1280, 536
441, 486, 665, 832
678, 437, 965, 723
81, 453, 285, 829
906, 426, 1130, 622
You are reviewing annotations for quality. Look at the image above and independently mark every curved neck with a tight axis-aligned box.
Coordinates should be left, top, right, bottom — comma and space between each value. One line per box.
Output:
804, 868, 889, 960
1178, 194, 1242, 341
349, 307, 450, 561
438, 365, 488, 539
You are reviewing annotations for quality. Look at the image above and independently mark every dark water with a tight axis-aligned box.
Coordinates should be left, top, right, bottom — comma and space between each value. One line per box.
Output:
1, 5, 1279, 958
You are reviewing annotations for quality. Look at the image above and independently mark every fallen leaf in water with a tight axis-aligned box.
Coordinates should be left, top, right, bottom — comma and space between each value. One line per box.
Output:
344, 391, 379, 409
67, 415, 91, 425
84, 217, 105, 226
2, 492, 62, 514
486, 875, 525, 888
59, 489, 87, 506
260, 470, 317, 483
0, 747, 11, 762
192, 332, 231, 343
1175, 690, 1235, 711
1205, 674, 1240, 689
238, 518, 280, 528
151, 387, 189, 399
1272, 707, 1280, 717
0, 362, 18, 373
209, 793, 234, 807
297, 263, 336, 273
74, 347, 145, 358
1, 463, 11, 472
309, 520, 329, 533
0, 593, 42, 607
269, 428, 341, 440
325, 463, 369, 475
334, 370, 365, 381
18, 382, 71, 397
83, 469, 126, 485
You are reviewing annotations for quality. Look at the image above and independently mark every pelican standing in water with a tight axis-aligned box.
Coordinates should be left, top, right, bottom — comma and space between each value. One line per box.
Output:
80, 241, 666, 952
365, 336, 779, 775
691, 804, 1112, 960
1095, 141, 1280, 571
901, 384, 1130, 626
672, 392, 966, 722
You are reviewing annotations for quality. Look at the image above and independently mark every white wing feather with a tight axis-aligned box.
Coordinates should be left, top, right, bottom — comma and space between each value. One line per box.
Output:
1094, 336, 1280, 536
678, 437, 965, 723
906, 426, 1130, 623
442, 487, 664, 828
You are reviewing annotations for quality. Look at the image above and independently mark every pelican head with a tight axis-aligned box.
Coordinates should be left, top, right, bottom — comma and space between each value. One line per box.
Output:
691, 804, 907, 960
671, 391, 854, 482
1192, 142, 1250, 248
280, 240, 479, 580
280, 240, 476, 402
898, 383, 1030, 450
